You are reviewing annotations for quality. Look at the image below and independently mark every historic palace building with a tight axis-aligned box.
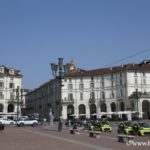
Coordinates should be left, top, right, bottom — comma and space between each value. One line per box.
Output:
25, 60, 150, 120
0, 65, 26, 119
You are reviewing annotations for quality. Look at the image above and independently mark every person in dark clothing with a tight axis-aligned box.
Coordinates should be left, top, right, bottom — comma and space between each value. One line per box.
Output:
58, 118, 63, 132
0, 122, 4, 133
73, 123, 78, 129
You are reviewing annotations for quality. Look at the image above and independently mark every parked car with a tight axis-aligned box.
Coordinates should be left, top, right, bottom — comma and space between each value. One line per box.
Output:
84, 122, 93, 130
132, 122, 150, 136
19, 116, 28, 121
117, 121, 133, 134
16, 118, 38, 127
0, 118, 16, 125
89, 121, 112, 132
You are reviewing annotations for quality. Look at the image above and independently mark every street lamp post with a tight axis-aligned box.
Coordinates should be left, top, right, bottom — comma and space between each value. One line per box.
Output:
135, 89, 139, 112
14, 86, 23, 121
51, 58, 66, 131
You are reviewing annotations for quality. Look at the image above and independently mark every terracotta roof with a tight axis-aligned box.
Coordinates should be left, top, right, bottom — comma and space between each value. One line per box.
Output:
64, 63, 150, 78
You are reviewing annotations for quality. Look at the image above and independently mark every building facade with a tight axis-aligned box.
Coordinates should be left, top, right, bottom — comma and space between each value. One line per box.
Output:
0, 65, 24, 119
25, 61, 150, 120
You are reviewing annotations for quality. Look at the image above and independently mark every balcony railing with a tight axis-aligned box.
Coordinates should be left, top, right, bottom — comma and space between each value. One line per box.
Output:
89, 98, 95, 104
99, 99, 106, 103
62, 99, 74, 104
129, 92, 150, 99
8, 98, 23, 105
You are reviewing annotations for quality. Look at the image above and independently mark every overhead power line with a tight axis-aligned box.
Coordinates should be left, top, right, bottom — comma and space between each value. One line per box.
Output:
105, 49, 150, 67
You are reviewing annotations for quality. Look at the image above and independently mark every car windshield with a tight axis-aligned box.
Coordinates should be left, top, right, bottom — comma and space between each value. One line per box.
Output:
138, 122, 150, 127
124, 122, 132, 127
101, 121, 109, 125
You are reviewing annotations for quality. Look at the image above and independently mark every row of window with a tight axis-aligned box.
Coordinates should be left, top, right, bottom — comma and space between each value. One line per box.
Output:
0, 92, 15, 100
0, 82, 15, 88
67, 72, 146, 81
0, 104, 14, 112
68, 82, 105, 90
134, 78, 146, 84
68, 78, 147, 90
64, 91, 110, 101
67, 72, 147, 88
26, 89, 128, 103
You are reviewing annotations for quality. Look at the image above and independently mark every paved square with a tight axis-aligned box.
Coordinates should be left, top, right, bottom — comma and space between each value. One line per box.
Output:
0, 126, 150, 150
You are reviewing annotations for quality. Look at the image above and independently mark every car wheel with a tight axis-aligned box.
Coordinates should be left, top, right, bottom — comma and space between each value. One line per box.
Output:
119, 123, 124, 130
20, 123, 24, 127
133, 124, 139, 135
32, 123, 37, 127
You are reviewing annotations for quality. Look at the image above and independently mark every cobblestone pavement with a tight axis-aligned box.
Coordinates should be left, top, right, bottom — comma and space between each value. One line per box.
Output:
0, 125, 150, 150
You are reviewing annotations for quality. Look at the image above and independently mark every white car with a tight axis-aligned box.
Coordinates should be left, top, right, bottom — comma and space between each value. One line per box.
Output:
17, 118, 38, 127
0, 119, 16, 125
19, 116, 28, 120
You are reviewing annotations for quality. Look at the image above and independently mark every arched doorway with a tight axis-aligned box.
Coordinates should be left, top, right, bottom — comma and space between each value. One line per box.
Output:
142, 100, 150, 119
119, 102, 126, 120
8, 104, 14, 113
78, 104, 86, 119
0, 104, 4, 112
90, 104, 97, 119
120, 102, 125, 111
67, 105, 74, 119
110, 102, 116, 112
130, 101, 134, 111
100, 103, 107, 118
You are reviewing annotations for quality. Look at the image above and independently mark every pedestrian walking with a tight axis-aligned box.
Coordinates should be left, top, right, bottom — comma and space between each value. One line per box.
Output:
0, 122, 4, 134
58, 117, 63, 132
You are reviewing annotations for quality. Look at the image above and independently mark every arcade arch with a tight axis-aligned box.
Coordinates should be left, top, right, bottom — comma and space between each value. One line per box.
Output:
7, 104, 14, 113
67, 105, 74, 118
0, 104, 4, 112
78, 104, 86, 115
110, 102, 116, 112
142, 100, 150, 119
100, 103, 107, 112
120, 102, 125, 111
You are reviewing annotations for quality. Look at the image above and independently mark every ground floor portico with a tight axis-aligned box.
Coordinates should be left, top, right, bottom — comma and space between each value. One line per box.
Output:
0, 103, 22, 120
61, 98, 150, 120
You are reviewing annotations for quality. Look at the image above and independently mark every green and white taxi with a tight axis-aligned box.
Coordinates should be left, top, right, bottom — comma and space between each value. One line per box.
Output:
90, 121, 112, 132
117, 121, 133, 135
132, 122, 150, 136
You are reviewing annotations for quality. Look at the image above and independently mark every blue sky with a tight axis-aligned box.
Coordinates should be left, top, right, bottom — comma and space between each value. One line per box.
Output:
0, 0, 150, 89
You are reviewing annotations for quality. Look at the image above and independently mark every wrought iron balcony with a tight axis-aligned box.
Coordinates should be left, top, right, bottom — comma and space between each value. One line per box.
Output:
99, 99, 106, 104
129, 91, 150, 99
89, 98, 95, 104
8, 98, 23, 105
62, 99, 74, 104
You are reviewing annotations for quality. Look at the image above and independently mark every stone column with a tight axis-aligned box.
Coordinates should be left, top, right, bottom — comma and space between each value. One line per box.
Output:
62, 105, 67, 120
